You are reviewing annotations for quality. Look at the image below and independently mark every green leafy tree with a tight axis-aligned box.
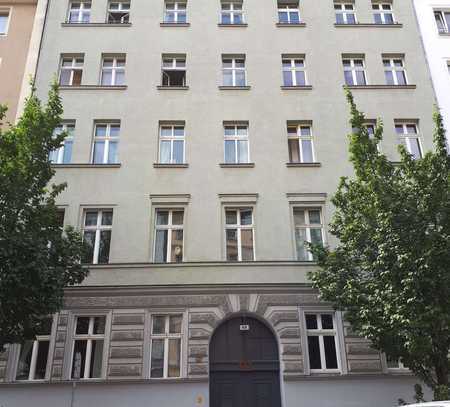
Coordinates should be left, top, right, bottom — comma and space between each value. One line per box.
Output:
310, 90, 450, 400
0, 82, 88, 349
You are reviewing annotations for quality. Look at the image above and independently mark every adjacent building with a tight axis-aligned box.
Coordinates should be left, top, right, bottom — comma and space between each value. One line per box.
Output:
0, 0, 45, 125
0, 0, 439, 406
414, 0, 450, 139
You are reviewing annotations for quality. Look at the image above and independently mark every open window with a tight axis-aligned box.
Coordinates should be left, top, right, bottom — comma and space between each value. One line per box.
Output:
161, 56, 186, 87
107, 1, 130, 23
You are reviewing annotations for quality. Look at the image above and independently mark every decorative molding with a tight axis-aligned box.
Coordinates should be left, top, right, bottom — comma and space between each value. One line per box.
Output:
281, 85, 313, 90
218, 86, 251, 90
286, 193, 327, 204
51, 163, 121, 169
286, 163, 321, 168
61, 23, 132, 27
344, 85, 416, 90
218, 23, 248, 27
218, 193, 258, 204
149, 194, 191, 205
59, 85, 127, 90
334, 23, 402, 28
219, 163, 255, 168
153, 163, 189, 168
156, 86, 189, 90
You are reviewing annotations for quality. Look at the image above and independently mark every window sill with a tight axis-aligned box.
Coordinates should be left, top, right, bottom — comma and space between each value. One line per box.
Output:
334, 23, 402, 28
286, 162, 321, 168
59, 85, 127, 90
157, 85, 189, 90
438, 31, 450, 36
51, 163, 121, 168
153, 163, 189, 168
219, 163, 255, 168
219, 86, 251, 90
218, 23, 248, 27
281, 85, 312, 90
160, 22, 190, 27
61, 22, 132, 27
344, 84, 416, 90
276, 22, 306, 27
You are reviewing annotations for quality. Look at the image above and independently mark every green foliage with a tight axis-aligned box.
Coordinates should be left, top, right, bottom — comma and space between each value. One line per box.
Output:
0, 82, 88, 349
310, 89, 450, 400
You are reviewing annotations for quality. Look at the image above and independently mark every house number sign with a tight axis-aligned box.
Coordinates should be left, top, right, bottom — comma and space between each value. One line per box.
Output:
240, 324, 250, 331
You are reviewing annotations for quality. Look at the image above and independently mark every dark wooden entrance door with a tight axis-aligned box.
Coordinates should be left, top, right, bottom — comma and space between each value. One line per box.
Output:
209, 316, 281, 407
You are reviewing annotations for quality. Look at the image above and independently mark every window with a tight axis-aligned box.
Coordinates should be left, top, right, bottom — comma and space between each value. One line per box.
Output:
0, 9, 10, 35
383, 57, 407, 85
225, 208, 254, 261
82, 210, 113, 264
224, 124, 249, 164
372, 3, 394, 24
71, 316, 106, 379
150, 315, 183, 378
353, 123, 380, 151
164, 1, 186, 23
49, 122, 75, 164
435, 10, 450, 34
159, 124, 185, 164
161, 56, 186, 87
343, 58, 367, 86
305, 313, 340, 372
101, 56, 126, 86
395, 123, 422, 159
221, 1, 244, 24
282, 57, 306, 87
294, 208, 323, 261
278, 2, 300, 24
68, 1, 91, 23
287, 124, 314, 163
16, 319, 53, 381
222, 56, 246, 87
107, 1, 130, 23
59, 56, 84, 86
92, 123, 120, 164
154, 209, 184, 263
386, 356, 407, 370
334, 2, 356, 24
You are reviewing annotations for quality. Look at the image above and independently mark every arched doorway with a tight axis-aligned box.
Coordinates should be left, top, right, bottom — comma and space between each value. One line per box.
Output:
209, 315, 282, 407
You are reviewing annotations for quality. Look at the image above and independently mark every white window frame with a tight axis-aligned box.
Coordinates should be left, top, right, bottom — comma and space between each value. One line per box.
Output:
0, 7, 11, 36
384, 355, 408, 372
153, 209, 185, 263
49, 122, 75, 164
107, 1, 130, 23
220, 2, 244, 24
82, 209, 113, 264
101, 56, 126, 86
303, 312, 342, 373
161, 57, 186, 87
92, 122, 120, 164
67, 1, 91, 23
59, 56, 84, 86
69, 315, 108, 380
222, 57, 246, 87
224, 207, 255, 261
158, 124, 186, 164
282, 57, 307, 87
372, 3, 394, 24
287, 124, 315, 163
149, 314, 184, 379
164, 1, 187, 23
292, 207, 324, 261
383, 57, 408, 85
223, 124, 250, 164
435, 10, 450, 33
277, 3, 300, 24
363, 122, 381, 152
343, 58, 367, 86
334, 2, 356, 24
395, 123, 423, 159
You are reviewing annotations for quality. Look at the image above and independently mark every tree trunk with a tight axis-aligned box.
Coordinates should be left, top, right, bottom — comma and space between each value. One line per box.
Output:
434, 359, 449, 401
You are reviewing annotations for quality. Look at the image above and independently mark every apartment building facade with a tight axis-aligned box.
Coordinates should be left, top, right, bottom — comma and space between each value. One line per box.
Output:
0, 0, 438, 406
414, 0, 450, 139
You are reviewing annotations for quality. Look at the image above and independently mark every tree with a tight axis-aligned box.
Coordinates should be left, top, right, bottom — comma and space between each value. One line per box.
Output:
0, 82, 88, 350
310, 90, 450, 401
